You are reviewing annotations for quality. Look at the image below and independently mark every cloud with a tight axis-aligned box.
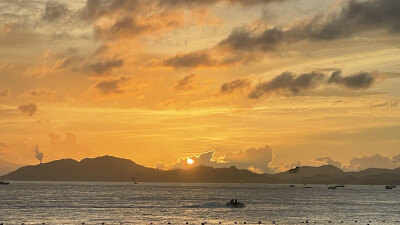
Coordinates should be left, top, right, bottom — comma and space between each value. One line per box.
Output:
18, 103, 37, 116
249, 71, 325, 99
94, 16, 151, 39
393, 154, 400, 163
328, 70, 378, 90
0, 142, 12, 157
348, 154, 400, 171
371, 101, 399, 107
173, 145, 274, 173
93, 76, 129, 95
0, 88, 11, 97
220, 79, 251, 94
23, 88, 55, 98
48, 132, 97, 160
219, 145, 274, 173
42, 1, 71, 22
161, 0, 400, 68
163, 50, 216, 68
247, 70, 383, 99
79, 0, 140, 21
315, 156, 342, 168
88, 58, 124, 75
161, 0, 283, 7
173, 74, 199, 94
154, 162, 166, 170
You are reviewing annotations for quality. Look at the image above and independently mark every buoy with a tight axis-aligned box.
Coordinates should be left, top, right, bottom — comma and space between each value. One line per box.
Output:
258, 221, 261, 224
186, 222, 188, 224
244, 222, 246, 224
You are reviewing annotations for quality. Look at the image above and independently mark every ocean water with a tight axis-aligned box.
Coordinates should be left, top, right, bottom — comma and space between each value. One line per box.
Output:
0, 182, 399, 224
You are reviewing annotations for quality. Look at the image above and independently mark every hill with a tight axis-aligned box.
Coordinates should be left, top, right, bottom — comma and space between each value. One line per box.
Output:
0, 155, 275, 183
1, 156, 400, 184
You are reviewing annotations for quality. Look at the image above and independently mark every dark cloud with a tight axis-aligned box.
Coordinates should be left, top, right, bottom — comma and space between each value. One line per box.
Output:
163, 0, 400, 68
161, 0, 283, 7
173, 74, 198, 93
18, 103, 37, 116
94, 76, 128, 95
220, 79, 250, 94
0, 88, 11, 97
79, 0, 139, 21
328, 70, 376, 90
315, 156, 342, 169
247, 70, 382, 99
163, 50, 216, 68
88, 58, 124, 75
249, 71, 325, 99
42, 1, 70, 22
94, 16, 149, 39
218, 27, 283, 52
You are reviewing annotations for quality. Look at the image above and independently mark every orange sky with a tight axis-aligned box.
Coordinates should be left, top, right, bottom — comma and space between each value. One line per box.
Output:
0, 0, 399, 173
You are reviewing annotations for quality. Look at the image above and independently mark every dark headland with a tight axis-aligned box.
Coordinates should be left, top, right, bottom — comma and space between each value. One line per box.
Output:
1, 155, 399, 184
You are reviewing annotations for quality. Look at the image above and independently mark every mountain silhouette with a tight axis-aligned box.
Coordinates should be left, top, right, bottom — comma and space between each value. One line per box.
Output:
1, 155, 399, 184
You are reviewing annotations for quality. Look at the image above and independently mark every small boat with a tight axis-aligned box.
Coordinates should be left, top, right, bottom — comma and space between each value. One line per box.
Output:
385, 185, 393, 189
226, 199, 245, 208
289, 185, 295, 188
335, 184, 345, 188
0, 181, 10, 185
328, 186, 337, 189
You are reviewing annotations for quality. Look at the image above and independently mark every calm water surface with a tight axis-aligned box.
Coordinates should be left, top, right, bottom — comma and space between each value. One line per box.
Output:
0, 182, 399, 224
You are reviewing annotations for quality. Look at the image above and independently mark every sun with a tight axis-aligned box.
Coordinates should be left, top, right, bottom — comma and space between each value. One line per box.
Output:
187, 158, 194, 165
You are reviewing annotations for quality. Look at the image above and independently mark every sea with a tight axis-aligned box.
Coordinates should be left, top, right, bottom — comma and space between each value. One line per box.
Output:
0, 182, 399, 225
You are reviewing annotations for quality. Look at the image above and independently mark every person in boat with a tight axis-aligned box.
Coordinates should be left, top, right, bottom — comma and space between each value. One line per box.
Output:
234, 199, 238, 205
230, 199, 234, 204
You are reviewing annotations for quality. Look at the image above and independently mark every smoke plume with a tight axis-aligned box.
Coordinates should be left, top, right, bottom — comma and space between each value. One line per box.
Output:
34, 145, 43, 164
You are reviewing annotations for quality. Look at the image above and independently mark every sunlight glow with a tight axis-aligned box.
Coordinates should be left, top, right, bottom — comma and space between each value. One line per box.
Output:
187, 158, 194, 165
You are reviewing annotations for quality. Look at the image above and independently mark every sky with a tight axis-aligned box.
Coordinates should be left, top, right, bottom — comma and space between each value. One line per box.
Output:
0, 0, 399, 173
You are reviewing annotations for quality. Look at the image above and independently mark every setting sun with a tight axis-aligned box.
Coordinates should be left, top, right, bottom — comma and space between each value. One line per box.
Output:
187, 158, 194, 165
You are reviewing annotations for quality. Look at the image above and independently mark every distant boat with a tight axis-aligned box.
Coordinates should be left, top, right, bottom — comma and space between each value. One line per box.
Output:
226, 199, 245, 208
328, 186, 337, 189
289, 185, 295, 188
385, 185, 396, 189
0, 181, 10, 185
132, 177, 138, 184
335, 184, 345, 188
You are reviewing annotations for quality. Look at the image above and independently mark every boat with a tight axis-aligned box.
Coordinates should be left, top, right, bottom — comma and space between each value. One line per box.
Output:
226, 199, 245, 208
328, 186, 337, 189
335, 184, 345, 188
385, 185, 393, 189
289, 185, 295, 187
0, 181, 10, 185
